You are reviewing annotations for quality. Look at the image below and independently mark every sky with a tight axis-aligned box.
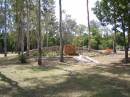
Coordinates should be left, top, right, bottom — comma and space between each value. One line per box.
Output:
55, 0, 98, 26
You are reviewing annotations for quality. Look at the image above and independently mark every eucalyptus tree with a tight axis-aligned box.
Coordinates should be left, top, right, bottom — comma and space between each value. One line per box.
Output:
75, 24, 87, 36
42, 0, 58, 47
26, 0, 30, 56
62, 14, 77, 44
93, 0, 119, 53
20, 0, 26, 63
28, 0, 39, 49
14, 0, 23, 55
37, 0, 42, 65
13, 0, 26, 63
118, 0, 130, 62
0, 0, 7, 56
128, 2, 130, 48
90, 20, 102, 50
110, 0, 129, 62
59, 0, 64, 62
86, 0, 91, 50
4, 0, 7, 57
93, 0, 130, 62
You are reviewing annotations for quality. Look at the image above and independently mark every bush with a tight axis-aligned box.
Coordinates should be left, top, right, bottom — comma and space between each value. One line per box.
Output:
32, 51, 38, 56
19, 54, 27, 63
64, 44, 76, 55
91, 39, 98, 49
100, 39, 113, 49
31, 50, 46, 56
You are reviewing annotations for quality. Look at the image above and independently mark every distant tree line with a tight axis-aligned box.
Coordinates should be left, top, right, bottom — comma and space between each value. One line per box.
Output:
0, 0, 128, 64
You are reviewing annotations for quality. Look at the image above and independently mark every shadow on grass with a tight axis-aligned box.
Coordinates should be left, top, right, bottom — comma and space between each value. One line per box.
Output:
4, 73, 129, 97
15, 61, 74, 73
121, 57, 130, 63
108, 64, 130, 75
92, 56, 130, 75
0, 72, 25, 96
1, 55, 130, 97
0, 72, 19, 87
104, 57, 130, 75
29, 66, 60, 72
0, 56, 18, 65
0, 68, 130, 97
0, 55, 30, 66
15, 65, 63, 72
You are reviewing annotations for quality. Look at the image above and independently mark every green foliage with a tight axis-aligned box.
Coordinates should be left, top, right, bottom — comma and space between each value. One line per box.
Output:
93, 0, 129, 50
90, 20, 102, 49
99, 37, 113, 49
32, 50, 45, 56
31, 49, 58, 57
116, 32, 125, 46
7, 32, 16, 52
75, 24, 87, 35
32, 50, 38, 56
72, 34, 88, 47
91, 38, 98, 49
46, 51, 59, 57
1, 0, 128, 54
18, 54, 27, 63
43, 35, 59, 47
73, 36, 83, 47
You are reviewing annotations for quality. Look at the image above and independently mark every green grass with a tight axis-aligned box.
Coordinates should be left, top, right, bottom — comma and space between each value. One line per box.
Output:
0, 53, 130, 97
31, 49, 59, 57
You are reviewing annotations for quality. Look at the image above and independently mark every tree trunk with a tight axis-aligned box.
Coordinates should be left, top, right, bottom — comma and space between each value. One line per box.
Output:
113, 6, 117, 54
46, 30, 49, 48
128, 7, 130, 60
15, 0, 21, 55
122, 17, 128, 63
113, 32, 116, 53
4, 0, 7, 57
45, 14, 49, 48
20, 1, 25, 63
38, 0, 42, 65
86, 0, 91, 50
59, 0, 64, 62
26, 0, 30, 56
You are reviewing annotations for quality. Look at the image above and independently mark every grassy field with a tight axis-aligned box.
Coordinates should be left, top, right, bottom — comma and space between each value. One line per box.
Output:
0, 52, 130, 97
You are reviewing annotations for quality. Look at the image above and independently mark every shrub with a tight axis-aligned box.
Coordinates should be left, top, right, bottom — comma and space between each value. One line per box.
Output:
64, 44, 76, 55
31, 50, 46, 56
32, 51, 38, 56
19, 54, 27, 63
91, 39, 98, 49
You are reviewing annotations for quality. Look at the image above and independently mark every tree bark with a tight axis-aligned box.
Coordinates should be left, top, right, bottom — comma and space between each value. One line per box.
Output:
113, 7, 117, 54
26, 0, 30, 56
46, 30, 49, 48
128, 8, 130, 60
121, 17, 128, 63
4, 0, 7, 57
15, 0, 21, 55
20, 1, 25, 63
86, 0, 91, 50
38, 0, 42, 65
113, 32, 117, 53
59, 0, 64, 62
